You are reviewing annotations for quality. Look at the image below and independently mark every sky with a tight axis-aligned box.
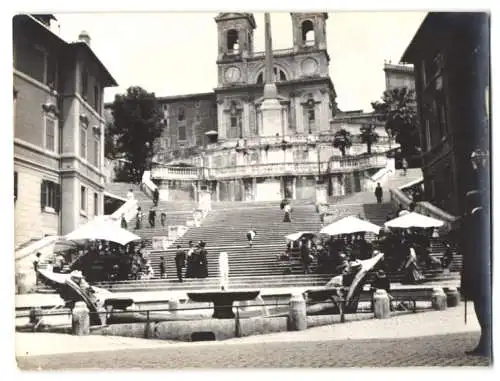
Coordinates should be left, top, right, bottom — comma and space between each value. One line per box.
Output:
52, 12, 426, 112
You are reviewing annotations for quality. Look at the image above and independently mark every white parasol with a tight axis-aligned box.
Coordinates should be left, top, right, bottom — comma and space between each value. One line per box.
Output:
66, 219, 141, 246
384, 212, 444, 229
319, 216, 381, 236
285, 231, 316, 242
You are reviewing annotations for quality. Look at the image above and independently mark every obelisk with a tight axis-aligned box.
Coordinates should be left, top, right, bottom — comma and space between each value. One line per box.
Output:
260, 13, 284, 137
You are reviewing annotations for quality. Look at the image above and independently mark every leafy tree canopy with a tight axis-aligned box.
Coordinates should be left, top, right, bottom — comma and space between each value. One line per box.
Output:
371, 87, 420, 157
106, 86, 164, 183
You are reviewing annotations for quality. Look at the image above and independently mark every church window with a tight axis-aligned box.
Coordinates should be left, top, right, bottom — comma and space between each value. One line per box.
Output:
228, 101, 242, 139
304, 98, 316, 134
178, 107, 185, 121
178, 125, 186, 141
301, 20, 315, 46
227, 29, 239, 53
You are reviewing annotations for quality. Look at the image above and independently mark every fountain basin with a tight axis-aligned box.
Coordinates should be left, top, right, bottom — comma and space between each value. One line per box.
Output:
187, 290, 260, 319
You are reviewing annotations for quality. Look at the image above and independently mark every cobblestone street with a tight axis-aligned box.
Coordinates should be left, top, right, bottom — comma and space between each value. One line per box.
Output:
17, 332, 490, 369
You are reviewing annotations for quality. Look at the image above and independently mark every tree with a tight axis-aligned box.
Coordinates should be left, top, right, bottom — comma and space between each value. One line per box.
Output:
107, 86, 164, 183
371, 87, 420, 158
333, 129, 352, 157
360, 123, 379, 154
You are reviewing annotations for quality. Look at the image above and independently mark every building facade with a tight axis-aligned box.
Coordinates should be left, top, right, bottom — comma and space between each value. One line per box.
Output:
401, 12, 490, 215
106, 13, 395, 202
13, 14, 117, 247
383, 62, 415, 91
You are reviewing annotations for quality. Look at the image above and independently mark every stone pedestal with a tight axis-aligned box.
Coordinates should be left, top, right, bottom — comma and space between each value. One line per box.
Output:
261, 84, 284, 137
373, 289, 391, 319
445, 287, 460, 307
431, 287, 447, 311
288, 293, 307, 331
72, 301, 90, 336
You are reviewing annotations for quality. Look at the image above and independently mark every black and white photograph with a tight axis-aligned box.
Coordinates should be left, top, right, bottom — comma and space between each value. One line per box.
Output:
9, 4, 493, 371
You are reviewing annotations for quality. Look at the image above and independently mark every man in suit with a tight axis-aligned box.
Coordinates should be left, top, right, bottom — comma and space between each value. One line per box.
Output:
461, 190, 491, 358
174, 245, 186, 282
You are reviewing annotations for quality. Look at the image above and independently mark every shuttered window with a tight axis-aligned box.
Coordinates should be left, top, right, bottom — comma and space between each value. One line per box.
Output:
40, 180, 61, 212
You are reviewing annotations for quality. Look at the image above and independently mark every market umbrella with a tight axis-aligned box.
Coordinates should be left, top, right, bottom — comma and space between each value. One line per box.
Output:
319, 216, 381, 236
65, 220, 141, 246
384, 212, 444, 229
285, 231, 316, 242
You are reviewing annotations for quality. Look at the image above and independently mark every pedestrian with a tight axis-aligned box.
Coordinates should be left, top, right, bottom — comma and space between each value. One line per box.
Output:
246, 229, 257, 248
300, 238, 311, 274
283, 203, 292, 222
33, 252, 41, 285
375, 182, 383, 204
148, 207, 156, 228
198, 241, 208, 279
127, 189, 134, 200
174, 246, 186, 282
159, 256, 166, 279
402, 157, 408, 176
370, 269, 392, 311
185, 241, 195, 278
461, 191, 491, 357
160, 210, 167, 227
120, 213, 127, 229
440, 241, 454, 270
135, 207, 143, 230
153, 188, 160, 207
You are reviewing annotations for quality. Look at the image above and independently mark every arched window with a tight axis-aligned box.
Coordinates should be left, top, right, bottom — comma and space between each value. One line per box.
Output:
304, 97, 316, 134
227, 29, 239, 52
256, 67, 287, 84
301, 20, 315, 46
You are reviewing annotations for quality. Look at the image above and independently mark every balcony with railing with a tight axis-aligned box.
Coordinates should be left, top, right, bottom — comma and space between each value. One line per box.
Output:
151, 154, 388, 181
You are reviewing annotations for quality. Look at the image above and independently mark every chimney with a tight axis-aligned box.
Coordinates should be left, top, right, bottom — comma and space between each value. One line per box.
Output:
78, 30, 91, 46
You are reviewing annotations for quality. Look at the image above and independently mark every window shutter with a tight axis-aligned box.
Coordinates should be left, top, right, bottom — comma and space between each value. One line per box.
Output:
40, 180, 46, 210
54, 183, 61, 213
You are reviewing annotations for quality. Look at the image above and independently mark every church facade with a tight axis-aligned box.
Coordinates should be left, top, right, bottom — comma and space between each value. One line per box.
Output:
130, 13, 394, 202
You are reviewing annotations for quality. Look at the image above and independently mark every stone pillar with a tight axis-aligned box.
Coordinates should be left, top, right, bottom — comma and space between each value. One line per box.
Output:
373, 289, 391, 319
315, 183, 327, 204
445, 287, 460, 307
288, 293, 307, 331
431, 287, 447, 311
72, 301, 90, 336
252, 177, 257, 201
292, 176, 297, 200
158, 180, 169, 201
215, 181, 220, 202
169, 300, 180, 317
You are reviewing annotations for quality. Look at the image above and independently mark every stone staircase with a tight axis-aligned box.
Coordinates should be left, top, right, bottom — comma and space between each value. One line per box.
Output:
35, 185, 461, 293
104, 182, 150, 202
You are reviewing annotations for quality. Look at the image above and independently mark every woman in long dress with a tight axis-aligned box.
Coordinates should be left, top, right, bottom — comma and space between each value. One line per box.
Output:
401, 245, 425, 284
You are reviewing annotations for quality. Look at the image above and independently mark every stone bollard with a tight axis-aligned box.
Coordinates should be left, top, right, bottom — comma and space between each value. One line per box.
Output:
445, 287, 460, 308
431, 287, 447, 311
373, 289, 391, 319
72, 301, 90, 336
288, 293, 307, 331
169, 299, 179, 317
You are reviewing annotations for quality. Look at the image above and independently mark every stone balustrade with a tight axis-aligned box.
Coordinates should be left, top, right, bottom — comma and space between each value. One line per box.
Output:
152, 154, 387, 181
